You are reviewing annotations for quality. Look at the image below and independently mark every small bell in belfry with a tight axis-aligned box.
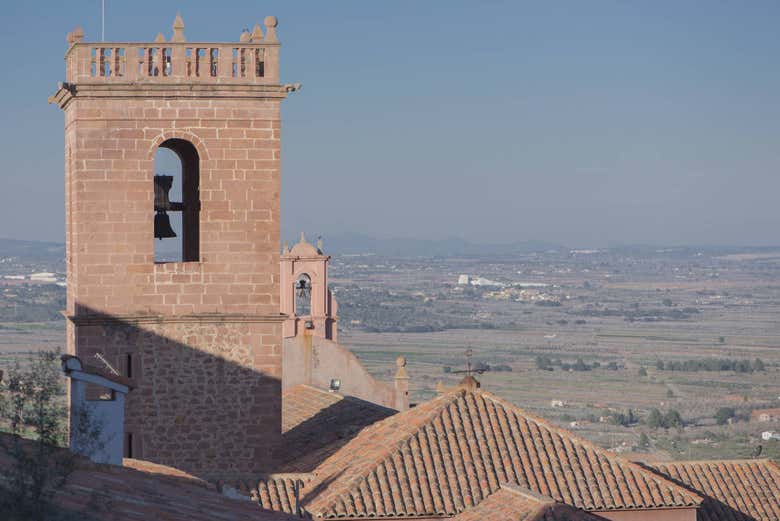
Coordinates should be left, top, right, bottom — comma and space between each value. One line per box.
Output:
296, 278, 310, 299
154, 211, 177, 240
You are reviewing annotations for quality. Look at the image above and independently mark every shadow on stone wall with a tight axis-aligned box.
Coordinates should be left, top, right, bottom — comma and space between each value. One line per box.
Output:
70, 303, 283, 482
278, 394, 395, 472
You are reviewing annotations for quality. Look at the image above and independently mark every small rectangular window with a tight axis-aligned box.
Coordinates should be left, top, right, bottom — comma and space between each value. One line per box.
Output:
124, 432, 134, 459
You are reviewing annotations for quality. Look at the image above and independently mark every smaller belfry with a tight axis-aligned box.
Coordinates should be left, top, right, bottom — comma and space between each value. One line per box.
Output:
280, 234, 338, 340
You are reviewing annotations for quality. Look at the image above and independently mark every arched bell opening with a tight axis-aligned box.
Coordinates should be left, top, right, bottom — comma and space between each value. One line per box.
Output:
294, 273, 312, 316
153, 139, 200, 263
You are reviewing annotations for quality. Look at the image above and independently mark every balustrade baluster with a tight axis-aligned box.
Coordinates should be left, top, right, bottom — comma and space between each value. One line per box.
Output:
218, 46, 231, 79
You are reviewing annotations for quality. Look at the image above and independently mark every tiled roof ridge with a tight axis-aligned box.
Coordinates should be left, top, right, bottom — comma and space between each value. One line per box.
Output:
307, 388, 701, 518
477, 389, 705, 507
642, 457, 775, 465
282, 383, 339, 399
304, 390, 468, 514
498, 481, 557, 504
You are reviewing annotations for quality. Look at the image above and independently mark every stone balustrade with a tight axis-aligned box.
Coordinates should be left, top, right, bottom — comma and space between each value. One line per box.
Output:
63, 15, 280, 85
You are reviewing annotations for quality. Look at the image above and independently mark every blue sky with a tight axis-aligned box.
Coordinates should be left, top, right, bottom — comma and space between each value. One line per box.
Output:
1, 1, 779, 247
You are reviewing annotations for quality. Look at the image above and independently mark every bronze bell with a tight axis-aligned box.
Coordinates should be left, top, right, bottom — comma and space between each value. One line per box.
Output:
154, 211, 177, 240
296, 278, 310, 298
154, 175, 173, 211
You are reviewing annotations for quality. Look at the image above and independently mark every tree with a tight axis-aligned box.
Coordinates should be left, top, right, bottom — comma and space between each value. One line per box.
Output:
647, 408, 663, 430
638, 432, 650, 449
664, 409, 684, 430
573, 358, 589, 372
0, 350, 103, 520
638, 367, 648, 377
656, 360, 665, 370
753, 358, 766, 372
666, 389, 675, 398
715, 407, 736, 425
535, 356, 552, 371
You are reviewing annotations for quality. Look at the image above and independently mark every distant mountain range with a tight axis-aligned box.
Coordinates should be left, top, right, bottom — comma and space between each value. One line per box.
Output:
305, 233, 565, 257
3, 236, 779, 261
0, 238, 65, 261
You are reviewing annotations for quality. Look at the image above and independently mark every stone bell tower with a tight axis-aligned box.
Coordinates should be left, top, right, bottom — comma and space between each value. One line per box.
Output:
50, 15, 296, 479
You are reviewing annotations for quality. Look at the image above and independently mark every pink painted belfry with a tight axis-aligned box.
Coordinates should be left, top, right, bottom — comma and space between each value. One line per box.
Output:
280, 235, 409, 411
280, 233, 338, 341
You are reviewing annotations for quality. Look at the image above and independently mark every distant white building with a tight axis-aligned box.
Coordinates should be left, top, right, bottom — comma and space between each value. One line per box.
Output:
551, 399, 565, 408
457, 274, 505, 288
762, 431, 780, 441
513, 282, 549, 288
471, 277, 504, 287
30, 272, 58, 283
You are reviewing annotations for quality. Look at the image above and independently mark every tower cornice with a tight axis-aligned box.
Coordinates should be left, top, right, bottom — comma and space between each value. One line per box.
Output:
49, 81, 296, 109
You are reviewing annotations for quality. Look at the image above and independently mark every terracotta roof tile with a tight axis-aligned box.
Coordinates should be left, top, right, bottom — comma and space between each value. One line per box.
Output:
452, 484, 608, 521
645, 459, 780, 521
0, 434, 295, 521
278, 384, 396, 472
295, 389, 701, 518
253, 474, 311, 516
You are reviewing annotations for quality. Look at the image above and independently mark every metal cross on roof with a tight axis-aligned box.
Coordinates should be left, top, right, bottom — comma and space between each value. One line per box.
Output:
451, 348, 489, 376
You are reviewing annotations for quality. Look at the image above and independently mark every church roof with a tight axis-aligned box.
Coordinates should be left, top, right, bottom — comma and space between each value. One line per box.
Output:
294, 388, 701, 518
278, 384, 397, 472
644, 459, 780, 521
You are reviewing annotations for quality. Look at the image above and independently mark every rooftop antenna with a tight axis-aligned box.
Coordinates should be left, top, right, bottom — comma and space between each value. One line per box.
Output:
101, 0, 105, 41
94, 352, 119, 376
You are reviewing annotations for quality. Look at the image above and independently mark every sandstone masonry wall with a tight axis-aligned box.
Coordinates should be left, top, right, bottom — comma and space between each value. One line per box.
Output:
53, 19, 292, 479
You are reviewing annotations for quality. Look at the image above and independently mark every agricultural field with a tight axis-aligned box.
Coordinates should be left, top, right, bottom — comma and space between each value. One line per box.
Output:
330, 247, 780, 462
1, 244, 779, 462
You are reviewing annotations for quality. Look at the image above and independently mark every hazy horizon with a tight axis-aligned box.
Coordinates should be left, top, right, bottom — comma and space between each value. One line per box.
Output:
2, 1, 779, 248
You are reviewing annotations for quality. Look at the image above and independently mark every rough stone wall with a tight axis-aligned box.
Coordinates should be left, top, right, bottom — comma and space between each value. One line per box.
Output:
63, 97, 281, 319
62, 93, 284, 479
75, 318, 281, 480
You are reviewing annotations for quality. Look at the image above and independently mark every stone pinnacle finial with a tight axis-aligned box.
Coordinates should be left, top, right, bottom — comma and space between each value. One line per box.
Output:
155, 32, 166, 43
172, 13, 186, 42
395, 356, 409, 379
299, 231, 306, 243
250, 23, 264, 42
317, 237, 323, 253
264, 16, 278, 43
240, 29, 251, 43
283, 240, 290, 254
67, 26, 84, 46
458, 375, 481, 390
